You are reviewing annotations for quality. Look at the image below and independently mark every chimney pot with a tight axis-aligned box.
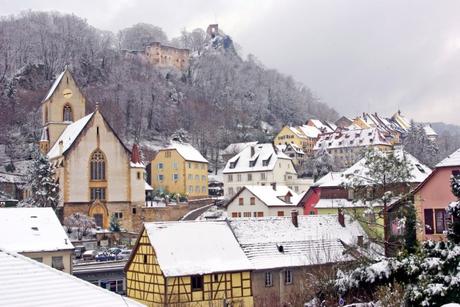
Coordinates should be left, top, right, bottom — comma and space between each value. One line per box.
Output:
291, 210, 299, 227
338, 208, 345, 227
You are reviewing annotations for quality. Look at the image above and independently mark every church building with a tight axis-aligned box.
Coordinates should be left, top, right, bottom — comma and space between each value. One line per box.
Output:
39, 67, 146, 231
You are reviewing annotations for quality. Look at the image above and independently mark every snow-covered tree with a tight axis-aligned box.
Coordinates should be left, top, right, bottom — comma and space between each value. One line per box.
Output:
403, 121, 439, 167
170, 128, 190, 143
109, 214, 121, 232
344, 147, 414, 255
21, 153, 60, 211
64, 213, 96, 240
311, 148, 335, 181
335, 172, 460, 306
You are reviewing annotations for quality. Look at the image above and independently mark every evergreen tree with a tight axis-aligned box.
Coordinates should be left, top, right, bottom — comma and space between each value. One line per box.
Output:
21, 153, 60, 211
312, 148, 335, 181
403, 120, 439, 167
403, 201, 418, 254
109, 214, 121, 232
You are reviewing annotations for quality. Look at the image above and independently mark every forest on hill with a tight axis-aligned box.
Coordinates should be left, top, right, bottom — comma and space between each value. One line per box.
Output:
0, 11, 338, 164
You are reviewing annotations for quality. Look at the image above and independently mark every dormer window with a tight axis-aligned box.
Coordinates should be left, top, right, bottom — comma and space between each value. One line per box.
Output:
229, 158, 239, 169
415, 164, 425, 173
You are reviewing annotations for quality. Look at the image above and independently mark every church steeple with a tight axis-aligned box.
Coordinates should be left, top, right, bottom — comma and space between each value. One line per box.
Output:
40, 67, 86, 151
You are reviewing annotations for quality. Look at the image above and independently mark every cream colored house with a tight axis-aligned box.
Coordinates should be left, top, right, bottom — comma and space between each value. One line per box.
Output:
225, 185, 304, 218
39, 67, 146, 231
0, 208, 74, 273
223, 143, 307, 197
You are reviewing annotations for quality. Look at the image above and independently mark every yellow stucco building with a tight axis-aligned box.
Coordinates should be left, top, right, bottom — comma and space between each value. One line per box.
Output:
38, 67, 146, 231
274, 125, 320, 156
151, 143, 208, 199
125, 221, 254, 306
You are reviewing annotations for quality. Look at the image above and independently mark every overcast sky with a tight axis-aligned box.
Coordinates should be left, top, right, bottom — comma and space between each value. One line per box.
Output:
2, 0, 460, 124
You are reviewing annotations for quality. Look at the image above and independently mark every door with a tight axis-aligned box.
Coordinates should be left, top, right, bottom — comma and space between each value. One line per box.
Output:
94, 213, 103, 227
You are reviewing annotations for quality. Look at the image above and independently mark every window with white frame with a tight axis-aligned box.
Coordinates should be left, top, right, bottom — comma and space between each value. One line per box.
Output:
158, 174, 164, 182
247, 173, 252, 181
260, 172, 266, 180
237, 174, 242, 182
284, 270, 293, 284
228, 174, 233, 182
158, 162, 164, 169
265, 272, 273, 287
173, 174, 179, 181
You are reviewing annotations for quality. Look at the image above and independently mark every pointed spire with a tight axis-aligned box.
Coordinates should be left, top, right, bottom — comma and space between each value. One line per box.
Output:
95, 102, 100, 112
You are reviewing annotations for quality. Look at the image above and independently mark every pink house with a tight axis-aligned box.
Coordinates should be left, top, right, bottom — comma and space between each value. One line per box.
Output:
414, 148, 460, 241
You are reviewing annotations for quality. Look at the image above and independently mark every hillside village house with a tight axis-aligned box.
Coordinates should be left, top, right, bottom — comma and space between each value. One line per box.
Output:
125, 221, 253, 307
414, 148, 460, 241
0, 208, 74, 273
151, 142, 208, 199
0, 248, 144, 307
305, 119, 337, 133
223, 143, 308, 197
225, 185, 304, 218
228, 214, 374, 306
38, 67, 147, 231
301, 147, 432, 237
275, 125, 321, 156
313, 127, 392, 167
277, 143, 306, 167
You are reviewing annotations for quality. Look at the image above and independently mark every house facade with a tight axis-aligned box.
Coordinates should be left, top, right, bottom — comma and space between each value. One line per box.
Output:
223, 143, 305, 197
39, 68, 146, 231
125, 221, 254, 306
275, 125, 320, 156
225, 185, 303, 218
414, 148, 460, 241
0, 208, 74, 273
151, 142, 208, 199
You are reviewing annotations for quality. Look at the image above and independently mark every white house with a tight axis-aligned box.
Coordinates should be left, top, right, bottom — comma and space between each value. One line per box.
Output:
223, 143, 307, 197
225, 185, 304, 218
0, 207, 74, 273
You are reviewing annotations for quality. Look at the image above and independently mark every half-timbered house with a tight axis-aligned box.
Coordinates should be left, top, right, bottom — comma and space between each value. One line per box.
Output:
125, 221, 254, 306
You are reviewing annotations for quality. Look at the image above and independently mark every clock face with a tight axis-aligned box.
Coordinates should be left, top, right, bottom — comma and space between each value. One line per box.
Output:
63, 89, 73, 99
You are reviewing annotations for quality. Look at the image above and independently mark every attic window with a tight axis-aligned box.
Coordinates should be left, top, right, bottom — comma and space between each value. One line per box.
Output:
415, 164, 425, 173
369, 138, 374, 143
31, 227, 39, 231
277, 244, 284, 253
230, 162, 236, 169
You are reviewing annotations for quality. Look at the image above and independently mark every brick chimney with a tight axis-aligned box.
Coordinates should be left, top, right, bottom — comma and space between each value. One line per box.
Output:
291, 210, 299, 227
338, 208, 345, 227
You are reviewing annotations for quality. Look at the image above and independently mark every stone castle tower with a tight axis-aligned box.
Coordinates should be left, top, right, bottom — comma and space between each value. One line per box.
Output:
39, 67, 86, 153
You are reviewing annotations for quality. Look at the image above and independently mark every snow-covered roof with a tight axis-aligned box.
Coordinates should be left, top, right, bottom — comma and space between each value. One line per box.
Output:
0, 171, 27, 184
47, 113, 94, 159
145, 181, 154, 191
314, 128, 391, 150
308, 119, 336, 133
241, 185, 300, 207
144, 221, 252, 277
0, 249, 144, 307
42, 69, 66, 102
297, 125, 322, 138
165, 141, 208, 163
229, 215, 367, 270
223, 143, 292, 174
0, 208, 74, 253
315, 198, 385, 209
423, 125, 437, 136
343, 147, 431, 184
436, 148, 460, 168
222, 142, 258, 155
315, 172, 345, 187
278, 143, 304, 155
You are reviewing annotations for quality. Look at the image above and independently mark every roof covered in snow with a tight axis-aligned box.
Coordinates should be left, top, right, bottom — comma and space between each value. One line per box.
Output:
144, 221, 252, 277
0, 249, 144, 307
307, 119, 336, 133
314, 128, 391, 151
436, 148, 460, 168
42, 69, 66, 102
229, 215, 367, 270
423, 125, 437, 136
314, 172, 345, 187
223, 143, 292, 174
222, 142, 258, 156
47, 112, 94, 159
315, 198, 386, 209
0, 208, 74, 253
343, 147, 431, 184
165, 142, 208, 163
228, 185, 301, 207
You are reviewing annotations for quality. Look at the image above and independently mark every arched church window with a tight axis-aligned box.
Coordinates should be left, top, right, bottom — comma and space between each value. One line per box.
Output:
90, 150, 106, 180
63, 104, 73, 122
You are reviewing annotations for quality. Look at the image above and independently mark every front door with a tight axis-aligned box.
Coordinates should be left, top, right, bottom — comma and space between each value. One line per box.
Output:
94, 213, 103, 227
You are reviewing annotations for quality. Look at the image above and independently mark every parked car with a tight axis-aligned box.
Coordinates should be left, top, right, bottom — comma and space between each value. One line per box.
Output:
95, 251, 116, 262
74, 246, 86, 259
108, 247, 122, 255
119, 249, 132, 260
82, 250, 97, 261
